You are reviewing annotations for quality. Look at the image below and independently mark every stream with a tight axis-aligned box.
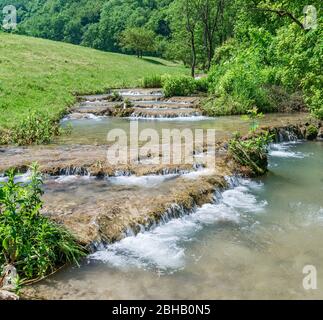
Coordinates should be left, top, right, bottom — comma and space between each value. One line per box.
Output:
30, 140, 323, 300
2, 89, 320, 300
19, 89, 320, 300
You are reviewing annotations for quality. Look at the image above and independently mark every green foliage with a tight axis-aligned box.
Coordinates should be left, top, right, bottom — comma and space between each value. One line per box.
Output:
163, 76, 197, 97
205, 33, 276, 116
142, 75, 163, 88
0, 0, 173, 55
108, 91, 122, 102
195, 77, 209, 93
241, 107, 264, 133
229, 131, 273, 176
6, 112, 71, 146
120, 27, 156, 58
229, 103, 274, 176
204, 9, 323, 119
306, 125, 319, 141
271, 19, 323, 119
0, 164, 86, 282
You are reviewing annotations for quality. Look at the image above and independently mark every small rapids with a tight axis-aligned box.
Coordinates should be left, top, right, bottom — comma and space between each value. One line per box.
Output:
108, 174, 178, 187
269, 142, 309, 159
128, 115, 210, 121
89, 177, 267, 272
87, 141, 321, 278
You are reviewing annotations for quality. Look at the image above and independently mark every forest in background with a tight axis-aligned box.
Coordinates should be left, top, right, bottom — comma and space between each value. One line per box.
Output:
0, 0, 322, 118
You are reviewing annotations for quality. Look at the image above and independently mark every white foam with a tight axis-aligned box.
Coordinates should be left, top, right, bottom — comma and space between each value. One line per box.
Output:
182, 169, 212, 180
0, 172, 32, 184
90, 178, 266, 272
54, 175, 92, 184
108, 174, 178, 187
128, 116, 210, 121
222, 187, 267, 213
120, 90, 163, 97
269, 143, 307, 159
61, 113, 105, 123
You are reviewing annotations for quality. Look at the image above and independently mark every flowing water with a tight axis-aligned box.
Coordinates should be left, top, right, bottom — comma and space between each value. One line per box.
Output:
1, 88, 319, 300
32, 141, 323, 300
55, 113, 306, 145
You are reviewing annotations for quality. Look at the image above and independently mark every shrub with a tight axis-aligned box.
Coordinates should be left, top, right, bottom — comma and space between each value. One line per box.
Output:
108, 91, 123, 102
163, 76, 197, 97
204, 22, 323, 119
205, 45, 275, 116
142, 75, 163, 88
229, 107, 273, 176
229, 132, 273, 176
0, 164, 86, 283
6, 111, 71, 146
195, 77, 209, 93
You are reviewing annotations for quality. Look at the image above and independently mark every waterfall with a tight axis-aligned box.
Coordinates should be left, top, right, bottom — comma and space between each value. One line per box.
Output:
274, 126, 303, 143
59, 167, 90, 176
130, 111, 202, 119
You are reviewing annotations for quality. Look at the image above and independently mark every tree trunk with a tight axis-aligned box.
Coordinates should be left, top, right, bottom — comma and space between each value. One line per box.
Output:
207, 38, 213, 70
190, 30, 196, 78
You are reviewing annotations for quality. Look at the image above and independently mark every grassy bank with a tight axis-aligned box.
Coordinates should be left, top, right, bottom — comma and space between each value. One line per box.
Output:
0, 32, 187, 144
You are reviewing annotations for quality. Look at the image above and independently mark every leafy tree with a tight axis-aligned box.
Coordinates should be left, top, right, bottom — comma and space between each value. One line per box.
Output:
120, 27, 155, 58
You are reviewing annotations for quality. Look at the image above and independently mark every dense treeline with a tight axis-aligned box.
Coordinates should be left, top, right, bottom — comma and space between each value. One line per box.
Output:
204, 0, 322, 119
0, 0, 322, 118
0, 0, 172, 53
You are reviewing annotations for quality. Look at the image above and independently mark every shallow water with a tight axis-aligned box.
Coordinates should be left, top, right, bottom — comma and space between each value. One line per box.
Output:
33, 141, 323, 300
55, 113, 306, 145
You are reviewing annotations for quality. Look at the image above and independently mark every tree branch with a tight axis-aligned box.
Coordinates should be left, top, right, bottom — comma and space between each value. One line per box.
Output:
254, 7, 305, 29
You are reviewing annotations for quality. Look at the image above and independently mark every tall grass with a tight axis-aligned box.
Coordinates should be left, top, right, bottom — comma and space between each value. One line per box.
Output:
0, 164, 86, 283
142, 75, 163, 88
0, 33, 188, 145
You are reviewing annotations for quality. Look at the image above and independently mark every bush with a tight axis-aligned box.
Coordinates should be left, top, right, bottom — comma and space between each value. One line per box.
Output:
142, 75, 163, 88
271, 20, 323, 119
205, 44, 275, 116
4, 111, 71, 146
229, 132, 273, 176
204, 22, 323, 119
163, 76, 197, 97
108, 91, 123, 102
0, 164, 86, 283
195, 77, 209, 93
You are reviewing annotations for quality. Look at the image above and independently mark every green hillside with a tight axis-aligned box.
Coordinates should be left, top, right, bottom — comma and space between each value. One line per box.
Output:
0, 32, 187, 143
